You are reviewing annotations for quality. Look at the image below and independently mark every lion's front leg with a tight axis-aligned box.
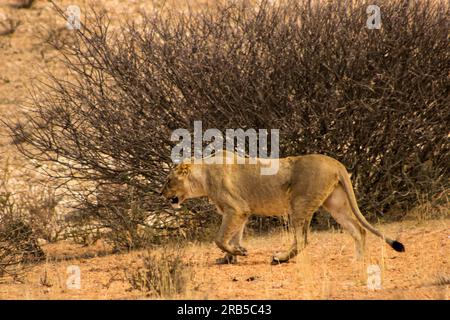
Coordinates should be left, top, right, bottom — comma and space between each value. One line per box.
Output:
215, 212, 248, 259
216, 219, 248, 264
232, 218, 248, 253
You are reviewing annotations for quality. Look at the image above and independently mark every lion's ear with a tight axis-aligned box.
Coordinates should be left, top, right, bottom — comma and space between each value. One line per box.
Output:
176, 163, 191, 176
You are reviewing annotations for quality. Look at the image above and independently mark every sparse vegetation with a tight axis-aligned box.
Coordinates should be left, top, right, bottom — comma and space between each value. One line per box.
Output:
434, 274, 450, 287
127, 247, 190, 298
21, 186, 64, 243
0, 204, 46, 281
0, 163, 46, 281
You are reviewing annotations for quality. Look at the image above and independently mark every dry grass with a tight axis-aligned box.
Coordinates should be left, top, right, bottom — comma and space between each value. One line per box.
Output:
0, 219, 448, 300
126, 246, 191, 298
404, 190, 450, 221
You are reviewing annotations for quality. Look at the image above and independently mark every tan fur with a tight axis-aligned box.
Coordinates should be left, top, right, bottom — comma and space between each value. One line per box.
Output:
161, 150, 402, 264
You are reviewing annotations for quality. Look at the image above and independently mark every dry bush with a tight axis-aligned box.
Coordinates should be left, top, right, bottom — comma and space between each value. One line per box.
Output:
0, 161, 52, 280
0, 192, 45, 281
65, 185, 176, 250
6, 0, 449, 243
63, 212, 104, 246
0, 159, 64, 243
127, 247, 190, 297
64, 185, 155, 250
41, 26, 77, 51
403, 189, 450, 221
21, 186, 64, 243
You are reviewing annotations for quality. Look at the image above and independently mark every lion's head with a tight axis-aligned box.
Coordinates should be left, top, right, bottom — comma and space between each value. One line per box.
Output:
160, 163, 193, 209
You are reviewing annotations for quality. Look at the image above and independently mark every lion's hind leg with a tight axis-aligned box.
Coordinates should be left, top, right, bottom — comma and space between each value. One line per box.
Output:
323, 184, 366, 260
272, 197, 318, 265
271, 214, 313, 265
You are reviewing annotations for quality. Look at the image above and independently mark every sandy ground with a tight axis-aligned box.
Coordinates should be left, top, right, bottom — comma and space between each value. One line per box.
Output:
0, 218, 448, 300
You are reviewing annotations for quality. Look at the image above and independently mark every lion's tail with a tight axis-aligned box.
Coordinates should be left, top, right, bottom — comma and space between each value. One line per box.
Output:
338, 169, 405, 253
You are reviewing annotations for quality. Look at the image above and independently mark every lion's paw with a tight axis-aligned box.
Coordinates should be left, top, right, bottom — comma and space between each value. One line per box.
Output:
234, 247, 248, 256
237, 246, 248, 255
271, 252, 289, 265
216, 254, 238, 265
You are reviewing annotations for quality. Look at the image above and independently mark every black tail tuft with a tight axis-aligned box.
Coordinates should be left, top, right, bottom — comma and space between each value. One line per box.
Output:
391, 240, 405, 252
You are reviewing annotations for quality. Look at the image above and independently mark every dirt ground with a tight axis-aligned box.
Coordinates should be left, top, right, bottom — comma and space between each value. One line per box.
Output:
0, 219, 448, 300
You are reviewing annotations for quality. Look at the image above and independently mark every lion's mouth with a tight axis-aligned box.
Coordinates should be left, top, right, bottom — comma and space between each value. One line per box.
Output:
169, 196, 179, 204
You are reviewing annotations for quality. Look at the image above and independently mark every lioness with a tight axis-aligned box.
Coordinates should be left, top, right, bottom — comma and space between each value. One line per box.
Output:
161, 150, 405, 264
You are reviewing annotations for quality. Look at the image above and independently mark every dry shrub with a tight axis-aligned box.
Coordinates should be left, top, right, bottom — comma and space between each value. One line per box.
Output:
6, 0, 449, 242
0, 158, 64, 243
127, 247, 190, 298
0, 193, 45, 281
62, 211, 104, 246
65, 185, 170, 251
64, 183, 218, 250
403, 189, 450, 221
21, 186, 64, 243
0, 161, 50, 280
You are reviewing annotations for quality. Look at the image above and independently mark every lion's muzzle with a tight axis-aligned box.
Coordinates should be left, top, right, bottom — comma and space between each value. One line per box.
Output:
169, 196, 179, 204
